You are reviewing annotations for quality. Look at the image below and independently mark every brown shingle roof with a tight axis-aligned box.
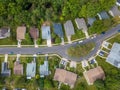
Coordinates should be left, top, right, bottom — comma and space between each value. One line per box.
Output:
14, 61, 23, 75
83, 66, 105, 85
16, 26, 26, 40
29, 27, 39, 39
54, 69, 77, 88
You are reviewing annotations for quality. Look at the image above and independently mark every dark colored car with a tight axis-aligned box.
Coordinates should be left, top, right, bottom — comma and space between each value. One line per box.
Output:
118, 30, 120, 32
101, 31, 105, 34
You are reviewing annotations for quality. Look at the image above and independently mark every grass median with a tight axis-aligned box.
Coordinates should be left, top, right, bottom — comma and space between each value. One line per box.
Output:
67, 42, 95, 58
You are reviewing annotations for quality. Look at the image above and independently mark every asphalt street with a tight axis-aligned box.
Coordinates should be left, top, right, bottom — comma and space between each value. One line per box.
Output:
0, 24, 120, 61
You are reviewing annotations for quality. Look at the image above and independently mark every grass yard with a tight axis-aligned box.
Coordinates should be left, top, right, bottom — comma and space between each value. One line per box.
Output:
107, 34, 120, 44
67, 42, 95, 57
71, 30, 85, 40
0, 38, 17, 45
95, 56, 120, 90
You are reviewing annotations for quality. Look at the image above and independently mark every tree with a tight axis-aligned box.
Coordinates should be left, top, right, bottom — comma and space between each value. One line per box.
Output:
94, 79, 105, 89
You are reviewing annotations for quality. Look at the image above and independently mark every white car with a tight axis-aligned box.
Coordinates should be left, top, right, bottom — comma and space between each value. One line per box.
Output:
78, 40, 83, 43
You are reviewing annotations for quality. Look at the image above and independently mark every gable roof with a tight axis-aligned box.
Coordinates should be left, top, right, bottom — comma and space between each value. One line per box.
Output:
75, 18, 88, 31
29, 27, 39, 40
40, 60, 49, 76
83, 66, 105, 85
0, 27, 10, 38
54, 69, 77, 88
106, 43, 120, 68
41, 25, 51, 40
64, 20, 75, 36
109, 6, 120, 17
117, 0, 120, 3
1, 62, 11, 76
16, 26, 26, 40
14, 61, 23, 75
97, 11, 110, 20
87, 17, 96, 26
53, 23, 63, 38
26, 62, 36, 78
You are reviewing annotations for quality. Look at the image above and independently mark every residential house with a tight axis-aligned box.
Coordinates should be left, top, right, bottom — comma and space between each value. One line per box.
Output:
64, 20, 75, 43
109, 6, 120, 17
83, 66, 105, 85
75, 18, 89, 38
0, 27, 10, 39
87, 17, 96, 26
41, 25, 51, 47
53, 23, 64, 44
14, 61, 23, 75
39, 57, 50, 77
54, 68, 77, 88
16, 26, 26, 40
1, 62, 11, 76
97, 11, 110, 20
106, 43, 120, 68
26, 60, 36, 79
116, 0, 120, 6
29, 27, 39, 40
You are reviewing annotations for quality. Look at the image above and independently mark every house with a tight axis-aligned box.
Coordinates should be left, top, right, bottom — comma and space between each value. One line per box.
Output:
64, 20, 75, 43
97, 11, 110, 20
14, 61, 23, 75
116, 0, 120, 6
87, 17, 96, 26
26, 61, 36, 79
29, 27, 39, 40
83, 66, 105, 85
109, 6, 120, 17
1, 62, 11, 76
41, 25, 51, 47
53, 23, 64, 38
39, 57, 49, 77
41, 25, 51, 40
54, 68, 77, 88
75, 18, 87, 31
75, 18, 89, 38
53, 23, 64, 44
106, 43, 120, 68
0, 27, 10, 39
16, 26, 26, 40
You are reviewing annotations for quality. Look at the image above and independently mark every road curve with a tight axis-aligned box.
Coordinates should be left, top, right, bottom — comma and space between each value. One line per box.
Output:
0, 24, 120, 61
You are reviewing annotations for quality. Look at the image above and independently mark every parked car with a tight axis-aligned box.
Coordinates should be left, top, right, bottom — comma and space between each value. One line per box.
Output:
78, 40, 83, 44
118, 30, 120, 32
101, 31, 105, 35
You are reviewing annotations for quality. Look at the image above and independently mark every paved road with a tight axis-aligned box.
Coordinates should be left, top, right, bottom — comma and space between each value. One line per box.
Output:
0, 24, 120, 61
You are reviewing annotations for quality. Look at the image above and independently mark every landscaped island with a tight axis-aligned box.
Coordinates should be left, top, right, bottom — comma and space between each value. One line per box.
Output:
67, 42, 95, 57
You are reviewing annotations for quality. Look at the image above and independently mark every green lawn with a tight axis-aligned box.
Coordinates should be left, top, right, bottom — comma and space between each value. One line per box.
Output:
0, 38, 17, 45
95, 56, 120, 90
67, 42, 95, 57
107, 34, 120, 44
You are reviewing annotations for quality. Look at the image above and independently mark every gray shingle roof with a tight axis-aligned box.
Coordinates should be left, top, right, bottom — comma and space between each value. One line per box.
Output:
106, 43, 120, 68
0, 27, 10, 38
40, 61, 49, 76
1, 62, 11, 76
109, 6, 120, 17
41, 25, 51, 40
26, 62, 36, 78
75, 18, 88, 31
87, 17, 96, 26
97, 11, 110, 20
53, 23, 63, 38
64, 20, 75, 36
